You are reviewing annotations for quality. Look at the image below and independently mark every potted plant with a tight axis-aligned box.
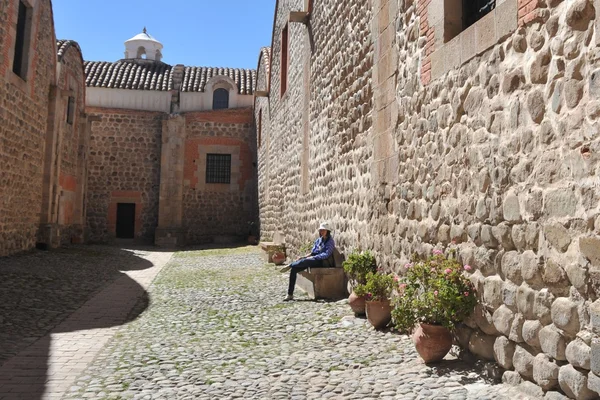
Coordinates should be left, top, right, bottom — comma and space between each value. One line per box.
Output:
342, 250, 378, 315
391, 249, 478, 363
355, 271, 394, 329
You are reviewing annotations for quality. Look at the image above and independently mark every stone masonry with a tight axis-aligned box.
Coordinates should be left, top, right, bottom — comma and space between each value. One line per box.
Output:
259, 0, 600, 397
0, 0, 81, 257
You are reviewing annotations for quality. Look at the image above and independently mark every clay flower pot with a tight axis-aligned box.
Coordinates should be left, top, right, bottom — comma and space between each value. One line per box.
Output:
365, 299, 392, 329
348, 291, 366, 316
412, 323, 453, 363
272, 251, 286, 265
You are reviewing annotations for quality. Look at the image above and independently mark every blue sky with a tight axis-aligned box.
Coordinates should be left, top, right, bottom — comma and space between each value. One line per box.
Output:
52, 0, 275, 69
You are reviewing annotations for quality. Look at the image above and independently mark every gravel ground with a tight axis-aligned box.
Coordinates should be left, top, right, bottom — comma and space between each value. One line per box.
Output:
59, 246, 534, 400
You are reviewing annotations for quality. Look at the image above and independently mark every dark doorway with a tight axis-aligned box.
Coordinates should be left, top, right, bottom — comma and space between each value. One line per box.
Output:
116, 203, 135, 238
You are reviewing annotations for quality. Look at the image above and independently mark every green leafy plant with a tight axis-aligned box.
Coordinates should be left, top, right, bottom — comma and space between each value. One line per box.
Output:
299, 241, 313, 255
354, 272, 395, 301
342, 250, 377, 285
391, 249, 477, 333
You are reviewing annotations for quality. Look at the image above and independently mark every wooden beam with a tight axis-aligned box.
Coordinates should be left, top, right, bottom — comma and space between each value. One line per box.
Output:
289, 11, 309, 24
255, 90, 269, 98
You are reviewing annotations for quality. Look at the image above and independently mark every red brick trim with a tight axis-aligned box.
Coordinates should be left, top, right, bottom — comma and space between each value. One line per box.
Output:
418, 0, 433, 86
185, 108, 253, 124
518, 0, 543, 26
85, 106, 164, 116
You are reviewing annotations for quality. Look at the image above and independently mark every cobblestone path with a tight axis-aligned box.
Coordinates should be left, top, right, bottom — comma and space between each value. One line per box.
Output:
57, 246, 532, 400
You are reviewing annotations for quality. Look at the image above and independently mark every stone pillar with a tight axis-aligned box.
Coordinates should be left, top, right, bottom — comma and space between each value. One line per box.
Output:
37, 85, 64, 249
371, 0, 399, 184
155, 114, 187, 247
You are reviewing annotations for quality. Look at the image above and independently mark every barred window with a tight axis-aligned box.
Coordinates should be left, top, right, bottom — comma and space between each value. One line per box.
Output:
463, 0, 496, 29
213, 88, 229, 110
206, 154, 231, 184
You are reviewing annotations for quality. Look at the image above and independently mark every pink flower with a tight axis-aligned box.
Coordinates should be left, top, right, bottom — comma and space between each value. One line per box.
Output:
393, 275, 399, 282
464, 265, 472, 271
464, 292, 469, 296
444, 268, 452, 274
433, 249, 443, 255
405, 263, 413, 269
431, 267, 436, 272
399, 284, 406, 289
434, 290, 438, 296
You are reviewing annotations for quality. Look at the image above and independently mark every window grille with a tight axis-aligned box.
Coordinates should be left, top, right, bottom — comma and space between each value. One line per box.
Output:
206, 154, 231, 184
463, 0, 496, 29
213, 88, 229, 110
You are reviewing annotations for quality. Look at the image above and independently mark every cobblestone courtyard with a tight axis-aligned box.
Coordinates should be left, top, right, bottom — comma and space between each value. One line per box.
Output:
0, 246, 536, 399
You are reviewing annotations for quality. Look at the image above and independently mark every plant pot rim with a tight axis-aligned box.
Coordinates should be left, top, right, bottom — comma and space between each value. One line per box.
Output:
365, 298, 391, 303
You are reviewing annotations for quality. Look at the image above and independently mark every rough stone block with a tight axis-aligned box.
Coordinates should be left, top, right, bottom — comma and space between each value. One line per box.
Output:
494, 335, 516, 369
503, 280, 518, 310
503, 191, 522, 223
475, 304, 500, 336
551, 297, 581, 336
589, 300, 600, 334
510, 313, 525, 343
540, 324, 567, 361
544, 391, 571, 400
513, 344, 535, 378
523, 320, 543, 349
493, 222, 515, 250
587, 372, 600, 395
521, 250, 544, 288
545, 188, 578, 219
580, 236, 600, 267
544, 223, 572, 252
533, 353, 560, 391
591, 338, 600, 375
503, 251, 523, 285
535, 289, 555, 325
566, 338, 591, 370
519, 381, 546, 398
296, 268, 347, 300
484, 275, 505, 310
517, 283, 536, 319
558, 364, 598, 400
503, 370, 523, 386
468, 331, 496, 360
493, 305, 515, 337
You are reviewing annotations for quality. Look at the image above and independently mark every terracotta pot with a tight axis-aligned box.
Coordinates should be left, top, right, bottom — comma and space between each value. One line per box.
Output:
272, 251, 286, 265
348, 291, 366, 315
412, 323, 453, 363
365, 299, 392, 329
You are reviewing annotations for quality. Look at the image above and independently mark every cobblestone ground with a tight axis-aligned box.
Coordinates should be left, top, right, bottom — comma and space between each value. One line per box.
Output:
0, 245, 155, 365
58, 246, 535, 400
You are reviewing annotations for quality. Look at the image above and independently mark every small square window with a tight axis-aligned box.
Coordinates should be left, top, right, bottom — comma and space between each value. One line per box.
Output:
463, 0, 496, 30
206, 154, 231, 184
66, 96, 75, 125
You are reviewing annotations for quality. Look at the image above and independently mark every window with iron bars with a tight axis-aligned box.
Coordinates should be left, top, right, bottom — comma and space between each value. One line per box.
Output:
205, 154, 231, 184
463, 0, 496, 29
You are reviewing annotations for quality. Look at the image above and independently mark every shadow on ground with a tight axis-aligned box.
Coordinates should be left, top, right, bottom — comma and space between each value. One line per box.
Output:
0, 245, 154, 400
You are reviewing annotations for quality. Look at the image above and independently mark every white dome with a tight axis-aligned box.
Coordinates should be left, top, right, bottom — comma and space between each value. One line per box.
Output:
124, 28, 163, 61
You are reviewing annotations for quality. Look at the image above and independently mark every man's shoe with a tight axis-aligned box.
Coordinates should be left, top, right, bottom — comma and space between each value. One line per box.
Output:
279, 265, 291, 273
283, 294, 293, 302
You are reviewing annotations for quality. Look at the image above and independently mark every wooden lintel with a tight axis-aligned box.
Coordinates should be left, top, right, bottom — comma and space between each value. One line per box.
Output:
289, 11, 309, 24
255, 90, 269, 98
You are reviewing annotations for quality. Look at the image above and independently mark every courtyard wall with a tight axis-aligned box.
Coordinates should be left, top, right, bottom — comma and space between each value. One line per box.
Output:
261, 0, 600, 395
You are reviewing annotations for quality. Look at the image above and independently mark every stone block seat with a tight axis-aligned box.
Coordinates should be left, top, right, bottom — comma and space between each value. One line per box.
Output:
260, 232, 286, 263
296, 248, 347, 300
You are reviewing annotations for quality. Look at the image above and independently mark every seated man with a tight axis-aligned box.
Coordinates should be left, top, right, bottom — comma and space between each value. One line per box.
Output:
280, 222, 335, 301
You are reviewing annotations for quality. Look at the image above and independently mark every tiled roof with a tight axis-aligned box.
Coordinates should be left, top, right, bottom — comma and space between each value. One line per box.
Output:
83, 60, 256, 94
259, 47, 271, 78
56, 39, 82, 62
84, 60, 174, 91
181, 66, 255, 94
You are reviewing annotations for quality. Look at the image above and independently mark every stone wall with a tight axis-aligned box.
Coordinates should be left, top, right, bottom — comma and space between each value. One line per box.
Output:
183, 108, 257, 243
0, 0, 57, 256
85, 107, 162, 243
259, 0, 374, 250
55, 43, 87, 245
261, 0, 600, 396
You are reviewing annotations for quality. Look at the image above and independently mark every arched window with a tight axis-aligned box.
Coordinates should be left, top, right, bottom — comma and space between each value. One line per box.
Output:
213, 88, 229, 110
137, 46, 146, 59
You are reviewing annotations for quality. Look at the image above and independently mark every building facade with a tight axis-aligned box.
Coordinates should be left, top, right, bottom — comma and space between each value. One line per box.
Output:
84, 31, 258, 245
0, 0, 88, 257
258, 0, 600, 396
1, 1, 259, 254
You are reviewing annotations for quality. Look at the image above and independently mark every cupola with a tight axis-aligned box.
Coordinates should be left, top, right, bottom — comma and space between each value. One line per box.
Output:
124, 28, 163, 61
